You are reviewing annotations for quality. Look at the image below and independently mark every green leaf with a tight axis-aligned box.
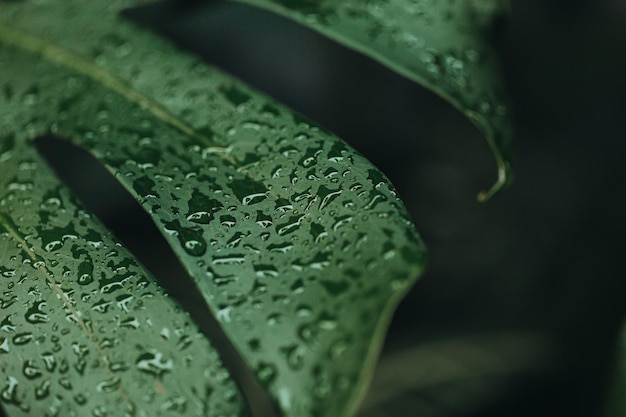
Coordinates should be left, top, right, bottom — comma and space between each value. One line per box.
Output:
0, 1, 426, 417
0, 159, 248, 417
230, 0, 514, 201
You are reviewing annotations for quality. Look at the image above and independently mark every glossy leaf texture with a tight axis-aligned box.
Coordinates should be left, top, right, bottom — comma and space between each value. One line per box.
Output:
0, 1, 426, 417
0, 151, 249, 417
230, 0, 514, 200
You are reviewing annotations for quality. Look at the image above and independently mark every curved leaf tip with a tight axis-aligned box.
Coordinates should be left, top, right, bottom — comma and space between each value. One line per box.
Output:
233, 0, 516, 200
477, 161, 509, 202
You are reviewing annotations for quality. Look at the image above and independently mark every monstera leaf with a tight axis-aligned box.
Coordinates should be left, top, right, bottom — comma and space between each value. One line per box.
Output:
0, 0, 511, 416
232, 0, 514, 201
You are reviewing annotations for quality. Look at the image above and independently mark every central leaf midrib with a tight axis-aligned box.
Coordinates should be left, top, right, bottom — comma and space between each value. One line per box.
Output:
34, 134, 278, 417
0, 20, 280, 416
0, 21, 288, 201
0, 23, 232, 155
0, 211, 137, 411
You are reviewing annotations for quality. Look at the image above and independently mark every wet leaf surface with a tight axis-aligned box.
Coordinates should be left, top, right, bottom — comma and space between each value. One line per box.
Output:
0, 1, 426, 417
231, 0, 514, 200
0, 149, 248, 416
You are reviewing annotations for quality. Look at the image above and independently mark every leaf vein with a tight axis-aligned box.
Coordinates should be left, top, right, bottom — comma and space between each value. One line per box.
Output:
0, 211, 136, 409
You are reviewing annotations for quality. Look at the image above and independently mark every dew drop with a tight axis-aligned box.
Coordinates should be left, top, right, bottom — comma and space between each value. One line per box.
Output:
96, 376, 121, 393
34, 380, 50, 400
22, 360, 42, 380
256, 362, 277, 386
281, 344, 305, 370
266, 313, 282, 326
135, 350, 174, 377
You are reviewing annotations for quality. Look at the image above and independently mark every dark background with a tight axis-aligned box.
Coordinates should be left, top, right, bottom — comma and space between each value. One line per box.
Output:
35, 1, 626, 416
